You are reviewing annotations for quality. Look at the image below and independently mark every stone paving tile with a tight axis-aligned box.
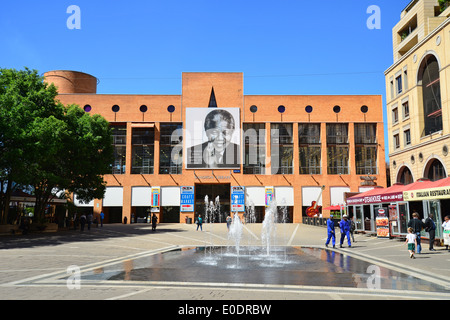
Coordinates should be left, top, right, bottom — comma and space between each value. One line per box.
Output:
0, 223, 449, 301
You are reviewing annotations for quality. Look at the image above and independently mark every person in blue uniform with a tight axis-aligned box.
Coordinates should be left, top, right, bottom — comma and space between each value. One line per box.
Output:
339, 215, 352, 248
325, 215, 336, 248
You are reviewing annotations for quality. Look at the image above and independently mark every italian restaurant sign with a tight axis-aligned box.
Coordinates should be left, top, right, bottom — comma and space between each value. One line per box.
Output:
403, 186, 450, 201
347, 192, 403, 205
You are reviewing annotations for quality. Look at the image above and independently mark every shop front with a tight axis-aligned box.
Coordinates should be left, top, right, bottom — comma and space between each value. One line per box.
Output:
402, 177, 450, 243
346, 184, 405, 236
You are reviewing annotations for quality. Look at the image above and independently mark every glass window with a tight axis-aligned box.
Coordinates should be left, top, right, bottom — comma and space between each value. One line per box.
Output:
271, 123, 293, 174
393, 134, 400, 150
326, 123, 348, 144
111, 125, 127, 174
131, 128, 154, 174
327, 146, 349, 175
243, 123, 266, 174
159, 123, 183, 174
420, 55, 442, 136
402, 101, 409, 119
404, 129, 411, 146
299, 124, 321, 174
396, 75, 402, 95
392, 107, 399, 124
327, 124, 349, 175
355, 124, 377, 175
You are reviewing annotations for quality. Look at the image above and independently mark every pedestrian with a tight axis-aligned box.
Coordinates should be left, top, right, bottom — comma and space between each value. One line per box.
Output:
226, 213, 232, 231
100, 211, 104, 227
424, 213, 436, 251
442, 215, 450, 250
405, 227, 417, 259
80, 214, 86, 231
151, 213, 158, 231
87, 213, 93, 231
350, 216, 356, 243
73, 212, 78, 230
196, 214, 203, 231
339, 215, 352, 248
407, 211, 424, 254
325, 214, 336, 248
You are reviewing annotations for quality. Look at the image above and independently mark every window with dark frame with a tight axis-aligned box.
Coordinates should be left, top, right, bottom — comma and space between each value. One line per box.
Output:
271, 123, 293, 174
299, 123, 321, 174
355, 123, 378, 175
111, 125, 127, 174
131, 127, 155, 174
327, 124, 349, 175
159, 123, 183, 174
243, 123, 266, 174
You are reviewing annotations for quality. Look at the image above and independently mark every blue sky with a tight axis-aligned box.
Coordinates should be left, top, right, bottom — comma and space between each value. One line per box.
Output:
0, 0, 411, 160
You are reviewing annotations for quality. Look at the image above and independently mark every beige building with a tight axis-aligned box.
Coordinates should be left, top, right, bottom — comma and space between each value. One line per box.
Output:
385, 0, 450, 185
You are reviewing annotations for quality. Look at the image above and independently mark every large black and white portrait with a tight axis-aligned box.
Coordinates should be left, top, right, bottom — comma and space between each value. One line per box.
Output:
186, 108, 240, 169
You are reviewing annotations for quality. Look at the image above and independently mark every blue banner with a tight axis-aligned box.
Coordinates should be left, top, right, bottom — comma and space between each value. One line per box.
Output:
231, 186, 245, 212
180, 186, 195, 212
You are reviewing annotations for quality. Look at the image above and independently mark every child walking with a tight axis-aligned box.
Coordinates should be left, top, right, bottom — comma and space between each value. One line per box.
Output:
405, 227, 417, 259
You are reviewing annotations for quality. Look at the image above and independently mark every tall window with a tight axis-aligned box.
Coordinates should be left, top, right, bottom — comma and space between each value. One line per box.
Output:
396, 75, 403, 95
327, 124, 349, 175
355, 124, 377, 175
243, 123, 266, 174
299, 123, 321, 174
159, 123, 183, 174
271, 123, 293, 174
131, 128, 154, 174
419, 55, 442, 136
402, 100, 409, 119
427, 159, 445, 181
111, 125, 126, 174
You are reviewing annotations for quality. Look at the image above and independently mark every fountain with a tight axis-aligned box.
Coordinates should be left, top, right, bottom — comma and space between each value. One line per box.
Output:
77, 198, 450, 294
261, 200, 278, 256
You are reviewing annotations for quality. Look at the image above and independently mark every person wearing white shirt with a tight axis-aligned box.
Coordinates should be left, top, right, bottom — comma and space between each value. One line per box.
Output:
442, 215, 450, 250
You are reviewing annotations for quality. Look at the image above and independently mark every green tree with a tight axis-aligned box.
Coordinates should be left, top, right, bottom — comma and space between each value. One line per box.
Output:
0, 68, 64, 224
0, 68, 113, 224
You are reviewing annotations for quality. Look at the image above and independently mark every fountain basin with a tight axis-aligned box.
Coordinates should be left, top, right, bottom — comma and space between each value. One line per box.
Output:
80, 246, 449, 292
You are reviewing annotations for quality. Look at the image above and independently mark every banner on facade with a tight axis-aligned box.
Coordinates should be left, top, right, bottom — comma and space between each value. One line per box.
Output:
185, 108, 241, 169
151, 187, 160, 208
180, 186, 195, 212
231, 186, 245, 212
265, 187, 274, 207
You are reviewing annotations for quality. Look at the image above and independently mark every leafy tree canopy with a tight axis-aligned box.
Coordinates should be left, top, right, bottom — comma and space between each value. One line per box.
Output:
0, 68, 113, 223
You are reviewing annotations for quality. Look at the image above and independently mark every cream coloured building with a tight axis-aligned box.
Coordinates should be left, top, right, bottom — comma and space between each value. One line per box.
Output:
385, 0, 450, 184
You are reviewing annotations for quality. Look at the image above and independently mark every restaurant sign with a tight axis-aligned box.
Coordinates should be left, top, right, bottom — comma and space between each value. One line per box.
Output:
403, 186, 450, 201
347, 192, 403, 205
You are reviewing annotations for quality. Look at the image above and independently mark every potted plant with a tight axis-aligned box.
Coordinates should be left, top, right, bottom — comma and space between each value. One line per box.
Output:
439, 0, 450, 12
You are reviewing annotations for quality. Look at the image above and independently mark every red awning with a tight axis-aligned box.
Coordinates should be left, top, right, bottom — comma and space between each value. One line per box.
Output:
323, 205, 344, 211
346, 187, 386, 205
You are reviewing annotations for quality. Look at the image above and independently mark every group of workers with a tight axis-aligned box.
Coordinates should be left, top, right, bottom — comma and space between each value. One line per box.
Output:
325, 214, 354, 248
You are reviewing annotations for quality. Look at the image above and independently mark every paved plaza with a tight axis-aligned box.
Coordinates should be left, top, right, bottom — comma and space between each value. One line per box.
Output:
0, 222, 449, 301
